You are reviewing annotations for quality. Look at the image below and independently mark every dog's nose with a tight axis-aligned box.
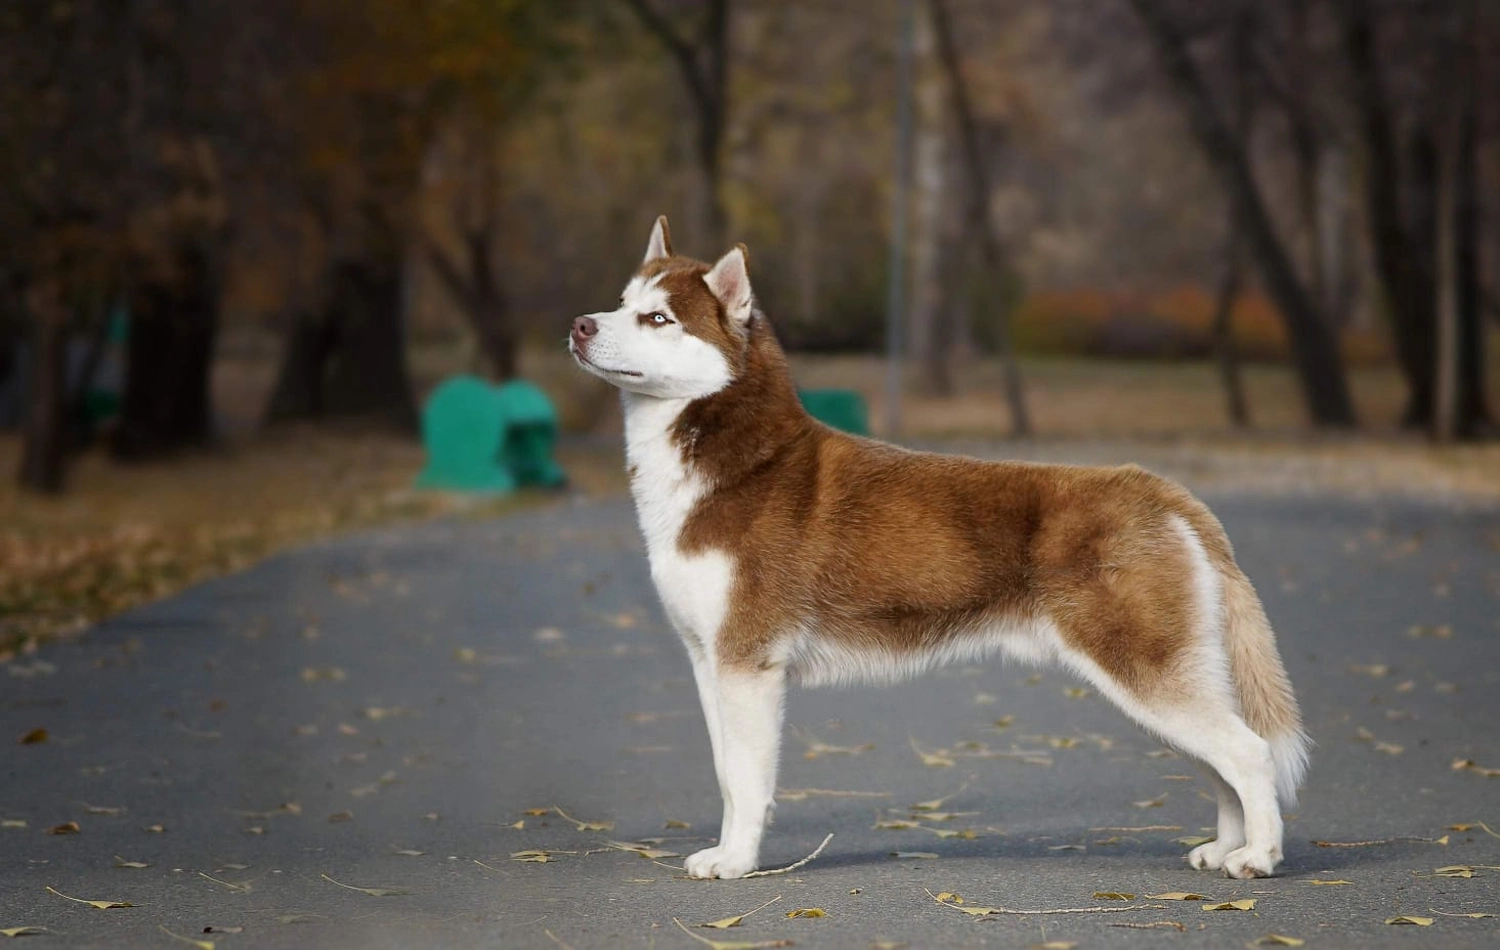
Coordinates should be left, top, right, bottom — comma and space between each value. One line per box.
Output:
572, 316, 598, 339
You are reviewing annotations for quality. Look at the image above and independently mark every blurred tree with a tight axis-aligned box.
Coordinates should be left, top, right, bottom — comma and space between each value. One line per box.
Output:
1336, 0, 1489, 435
264, 0, 567, 425
1129, 0, 1357, 427
622, 0, 731, 247
929, 0, 1031, 433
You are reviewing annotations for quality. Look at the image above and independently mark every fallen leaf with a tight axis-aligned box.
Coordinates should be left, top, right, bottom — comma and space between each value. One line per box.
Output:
144, 824, 165, 834
1384, 916, 1434, 926
606, 840, 681, 860
927, 828, 979, 839
197, 873, 251, 893
1028, 943, 1076, 950
891, 851, 939, 860
113, 856, 149, 869
801, 735, 875, 759
1430, 910, 1495, 919
319, 873, 409, 897
874, 819, 921, 830
1047, 844, 1086, 851
1174, 835, 1214, 847
79, 804, 123, 816
327, 811, 354, 823
18, 729, 47, 745
1132, 794, 1168, 809
1094, 892, 1136, 901
391, 847, 425, 856
1452, 759, 1500, 778
523, 807, 550, 816
1202, 900, 1256, 911
1308, 879, 1352, 886
934, 892, 964, 903
1147, 892, 1204, 901
665, 819, 692, 829
159, 925, 214, 950
1, 820, 26, 830
1432, 865, 1478, 878
47, 822, 80, 835
0, 927, 48, 937
45, 886, 134, 909
511, 850, 557, 863
202, 927, 243, 934
784, 908, 826, 918
673, 918, 793, 950
552, 806, 612, 832
700, 896, 782, 929
299, 666, 347, 683
1256, 936, 1305, 947
1374, 742, 1404, 756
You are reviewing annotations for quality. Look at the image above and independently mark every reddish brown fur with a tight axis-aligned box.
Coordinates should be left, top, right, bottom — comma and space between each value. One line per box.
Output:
641, 254, 1238, 699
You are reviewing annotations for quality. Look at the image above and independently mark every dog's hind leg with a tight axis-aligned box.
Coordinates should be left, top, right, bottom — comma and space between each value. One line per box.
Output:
1186, 760, 1246, 871
684, 666, 786, 880
1128, 702, 1283, 878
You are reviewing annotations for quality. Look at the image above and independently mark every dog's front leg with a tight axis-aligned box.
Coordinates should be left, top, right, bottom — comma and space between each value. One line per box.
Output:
684, 665, 786, 880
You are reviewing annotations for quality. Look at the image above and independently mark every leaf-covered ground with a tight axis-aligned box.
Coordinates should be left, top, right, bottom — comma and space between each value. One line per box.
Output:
0, 431, 628, 653
2, 471, 1497, 948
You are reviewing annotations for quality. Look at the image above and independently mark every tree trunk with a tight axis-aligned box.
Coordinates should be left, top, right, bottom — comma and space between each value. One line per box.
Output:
112, 242, 221, 460
927, 0, 1029, 433
320, 259, 417, 429
909, 2, 950, 396
18, 288, 67, 493
1451, 9, 1488, 436
1336, 0, 1435, 426
623, 0, 730, 248
266, 308, 333, 422
1131, 0, 1355, 427
426, 231, 517, 380
1212, 227, 1252, 428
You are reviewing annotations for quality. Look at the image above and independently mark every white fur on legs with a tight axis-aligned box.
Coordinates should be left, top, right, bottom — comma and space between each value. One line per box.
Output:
1144, 710, 1283, 879
684, 667, 786, 880
1187, 763, 1246, 871
686, 648, 729, 838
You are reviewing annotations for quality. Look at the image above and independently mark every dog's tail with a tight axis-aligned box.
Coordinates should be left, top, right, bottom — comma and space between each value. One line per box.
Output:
1220, 565, 1310, 809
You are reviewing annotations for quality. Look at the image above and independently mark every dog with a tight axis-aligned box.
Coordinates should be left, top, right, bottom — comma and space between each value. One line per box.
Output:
568, 216, 1309, 881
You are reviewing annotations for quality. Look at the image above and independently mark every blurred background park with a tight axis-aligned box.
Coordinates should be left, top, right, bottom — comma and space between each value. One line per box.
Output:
1, 0, 1497, 650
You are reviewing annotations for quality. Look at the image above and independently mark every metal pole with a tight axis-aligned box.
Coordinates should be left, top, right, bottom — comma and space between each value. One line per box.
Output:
885, 0, 915, 439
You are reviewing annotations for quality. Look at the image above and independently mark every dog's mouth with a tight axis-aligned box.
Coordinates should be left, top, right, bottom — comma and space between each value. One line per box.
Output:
571, 346, 644, 379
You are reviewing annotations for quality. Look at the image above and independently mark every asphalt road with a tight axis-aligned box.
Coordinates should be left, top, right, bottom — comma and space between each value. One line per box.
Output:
3, 482, 1499, 949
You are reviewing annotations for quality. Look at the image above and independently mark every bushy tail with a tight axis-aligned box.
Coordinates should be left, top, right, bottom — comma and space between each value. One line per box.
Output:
1221, 568, 1310, 809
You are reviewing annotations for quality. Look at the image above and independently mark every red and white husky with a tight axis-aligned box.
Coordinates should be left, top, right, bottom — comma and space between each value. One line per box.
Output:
569, 217, 1309, 881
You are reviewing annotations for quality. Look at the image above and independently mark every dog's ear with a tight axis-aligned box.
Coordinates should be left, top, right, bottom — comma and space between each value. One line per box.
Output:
705, 244, 753, 327
643, 215, 672, 264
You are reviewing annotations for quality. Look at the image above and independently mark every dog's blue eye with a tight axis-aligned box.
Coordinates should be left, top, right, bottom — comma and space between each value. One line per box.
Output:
651, 313, 668, 324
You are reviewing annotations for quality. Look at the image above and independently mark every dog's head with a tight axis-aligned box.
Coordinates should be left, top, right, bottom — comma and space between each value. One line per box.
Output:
569, 216, 753, 399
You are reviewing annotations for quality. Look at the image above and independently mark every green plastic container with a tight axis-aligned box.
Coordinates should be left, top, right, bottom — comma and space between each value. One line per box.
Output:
416, 376, 566, 494
798, 388, 870, 436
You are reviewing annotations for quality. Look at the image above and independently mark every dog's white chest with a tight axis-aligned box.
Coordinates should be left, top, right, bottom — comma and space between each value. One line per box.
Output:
623, 395, 734, 649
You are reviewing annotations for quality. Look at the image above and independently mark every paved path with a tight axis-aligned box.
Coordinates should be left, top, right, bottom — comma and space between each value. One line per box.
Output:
3, 484, 1500, 949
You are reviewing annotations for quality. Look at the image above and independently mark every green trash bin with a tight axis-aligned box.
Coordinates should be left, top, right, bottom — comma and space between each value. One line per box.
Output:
798, 388, 870, 436
416, 376, 566, 494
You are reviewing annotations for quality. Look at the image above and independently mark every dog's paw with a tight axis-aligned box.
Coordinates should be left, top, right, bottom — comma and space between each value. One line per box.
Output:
1222, 843, 1281, 880
685, 845, 757, 880
1186, 838, 1235, 871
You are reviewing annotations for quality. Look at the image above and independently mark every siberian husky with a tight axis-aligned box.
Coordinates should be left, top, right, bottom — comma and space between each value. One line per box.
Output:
568, 217, 1308, 881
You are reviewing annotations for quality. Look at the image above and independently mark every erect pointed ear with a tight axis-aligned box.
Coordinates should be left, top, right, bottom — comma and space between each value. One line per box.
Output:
704, 244, 753, 326
642, 215, 672, 264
